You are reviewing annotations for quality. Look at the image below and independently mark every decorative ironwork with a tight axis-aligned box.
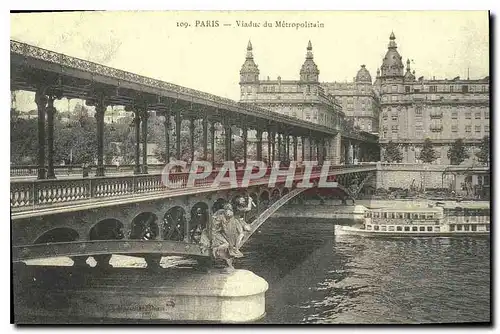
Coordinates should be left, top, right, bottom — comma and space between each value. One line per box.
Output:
11, 165, 377, 213
11, 40, 374, 141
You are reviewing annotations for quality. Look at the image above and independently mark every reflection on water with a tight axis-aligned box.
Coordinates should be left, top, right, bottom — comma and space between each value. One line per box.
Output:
240, 219, 490, 324
16, 218, 490, 324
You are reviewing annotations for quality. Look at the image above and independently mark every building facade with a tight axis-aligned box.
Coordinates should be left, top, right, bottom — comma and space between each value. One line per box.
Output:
322, 65, 380, 134
374, 32, 490, 164
239, 40, 345, 131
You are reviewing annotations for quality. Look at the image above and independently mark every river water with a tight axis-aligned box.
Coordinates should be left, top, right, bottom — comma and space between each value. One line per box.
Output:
16, 218, 490, 324
240, 219, 491, 324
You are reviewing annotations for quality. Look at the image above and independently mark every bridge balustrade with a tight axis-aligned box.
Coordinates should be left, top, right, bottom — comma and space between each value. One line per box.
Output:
11, 163, 376, 210
10, 164, 167, 177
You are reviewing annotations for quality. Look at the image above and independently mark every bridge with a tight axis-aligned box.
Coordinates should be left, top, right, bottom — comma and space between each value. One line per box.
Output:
11, 39, 379, 266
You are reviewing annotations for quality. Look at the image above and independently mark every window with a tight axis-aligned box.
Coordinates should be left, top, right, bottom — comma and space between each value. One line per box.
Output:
374, 225, 380, 231
450, 225, 455, 231
486, 225, 490, 231
388, 226, 395, 231
397, 226, 403, 231
462, 85, 469, 93
405, 86, 411, 93
471, 225, 477, 232
412, 226, 418, 232
419, 226, 426, 231
485, 125, 489, 133
383, 113, 388, 120
366, 225, 372, 230
381, 226, 387, 231
465, 112, 471, 119
405, 226, 410, 231
434, 226, 440, 232
456, 225, 463, 231
451, 125, 458, 132
427, 226, 433, 232
475, 112, 481, 119
464, 225, 470, 231
263, 86, 267, 92
392, 125, 398, 133
392, 114, 398, 121
451, 111, 458, 119
392, 85, 398, 93
405, 213, 411, 219
485, 112, 489, 119
416, 125, 424, 131
465, 125, 471, 133
475, 125, 481, 133
450, 86, 454, 92
415, 107, 423, 116
430, 86, 437, 93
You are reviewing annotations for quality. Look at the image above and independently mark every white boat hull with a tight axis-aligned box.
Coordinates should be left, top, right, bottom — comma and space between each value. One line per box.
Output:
335, 225, 489, 238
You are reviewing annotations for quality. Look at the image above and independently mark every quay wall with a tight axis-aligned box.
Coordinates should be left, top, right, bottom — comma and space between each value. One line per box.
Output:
373, 163, 487, 191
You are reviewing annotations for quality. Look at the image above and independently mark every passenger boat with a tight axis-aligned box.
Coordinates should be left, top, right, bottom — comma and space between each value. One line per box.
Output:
336, 201, 490, 237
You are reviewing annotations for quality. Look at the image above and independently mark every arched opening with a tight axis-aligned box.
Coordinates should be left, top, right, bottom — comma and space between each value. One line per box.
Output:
130, 212, 159, 240
259, 191, 270, 209
248, 192, 259, 220
281, 188, 290, 196
88, 219, 124, 268
190, 202, 209, 243
212, 198, 227, 213
270, 188, 281, 203
89, 219, 124, 240
34, 228, 79, 244
163, 207, 186, 241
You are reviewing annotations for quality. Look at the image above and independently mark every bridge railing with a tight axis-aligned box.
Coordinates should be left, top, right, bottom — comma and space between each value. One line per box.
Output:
11, 164, 377, 210
10, 164, 168, 177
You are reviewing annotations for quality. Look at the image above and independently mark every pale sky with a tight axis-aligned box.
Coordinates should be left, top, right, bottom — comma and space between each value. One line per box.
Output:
10, 11, 489, 112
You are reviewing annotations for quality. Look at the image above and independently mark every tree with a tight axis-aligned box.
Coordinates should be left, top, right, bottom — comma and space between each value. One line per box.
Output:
419, 138, 438, 163
10, 116, 38, 164
447, 139, 469, 165
476, 136, 490, 166
384, 141, 403, 163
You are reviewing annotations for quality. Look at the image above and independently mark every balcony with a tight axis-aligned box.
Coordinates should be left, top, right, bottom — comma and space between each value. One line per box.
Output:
430, 124, 443, 132
430, 110, 443, 119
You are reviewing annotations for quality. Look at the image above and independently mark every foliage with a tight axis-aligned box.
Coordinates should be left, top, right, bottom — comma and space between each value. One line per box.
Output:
419, 138, 438, 163
447, 138, 469, 165
10, 113, 38, 164
476, 136, 490, 165
384, 141, 403, 163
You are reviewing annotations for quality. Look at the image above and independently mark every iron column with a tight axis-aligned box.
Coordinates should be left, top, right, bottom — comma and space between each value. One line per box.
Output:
35, 89, 47, 179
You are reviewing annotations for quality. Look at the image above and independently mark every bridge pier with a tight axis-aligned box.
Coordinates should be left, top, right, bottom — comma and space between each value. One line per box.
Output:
14, 266, 268, 323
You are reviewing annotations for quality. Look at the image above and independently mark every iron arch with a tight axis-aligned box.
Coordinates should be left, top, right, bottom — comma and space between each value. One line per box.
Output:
190, 202, 209, 243
163, 206, 186, 241
130, 212, 159, 240
33, 227, 79, 244
89, 219, 125, 240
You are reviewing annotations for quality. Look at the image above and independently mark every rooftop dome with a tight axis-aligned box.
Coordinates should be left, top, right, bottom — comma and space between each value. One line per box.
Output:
380, 32, 404, 77
355, 65, 372, 83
